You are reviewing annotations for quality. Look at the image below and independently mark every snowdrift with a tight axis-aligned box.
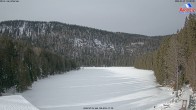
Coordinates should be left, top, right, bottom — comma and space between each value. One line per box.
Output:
0, 95, 39, 110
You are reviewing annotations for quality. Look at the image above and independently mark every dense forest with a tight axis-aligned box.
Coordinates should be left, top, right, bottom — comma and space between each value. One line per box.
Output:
134, 14, 196, 90
0, 20, 163, 66
0, 36, 78, 95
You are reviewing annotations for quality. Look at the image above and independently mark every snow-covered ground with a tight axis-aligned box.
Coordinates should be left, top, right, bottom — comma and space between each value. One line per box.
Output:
0, 95, 38, 110
18, 67, 178, 110
152, 85, 194, 110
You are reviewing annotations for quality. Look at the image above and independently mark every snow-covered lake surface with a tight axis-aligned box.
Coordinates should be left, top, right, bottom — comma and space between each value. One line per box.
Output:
20, 67, 175, 110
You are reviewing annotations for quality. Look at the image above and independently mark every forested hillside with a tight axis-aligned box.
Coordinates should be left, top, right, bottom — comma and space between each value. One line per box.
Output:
0, 36, 78, 94
134, 14, 196, 90
0, 20, 163, 66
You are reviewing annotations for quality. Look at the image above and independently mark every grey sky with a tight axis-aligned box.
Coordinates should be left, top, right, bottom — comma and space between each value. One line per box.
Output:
0, 0, 195, 36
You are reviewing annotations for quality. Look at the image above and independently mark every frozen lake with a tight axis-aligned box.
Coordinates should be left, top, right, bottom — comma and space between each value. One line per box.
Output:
21, 67, 174, 110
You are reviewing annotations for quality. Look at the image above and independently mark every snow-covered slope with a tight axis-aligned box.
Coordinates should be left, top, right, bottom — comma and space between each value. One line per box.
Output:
0, 20, 163, 66
0, 95, 39, 110
152, 85, 194, 110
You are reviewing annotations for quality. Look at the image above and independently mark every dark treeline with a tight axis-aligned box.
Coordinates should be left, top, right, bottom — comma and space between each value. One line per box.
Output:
0, 36, 78, 94
134, 14, 196, 90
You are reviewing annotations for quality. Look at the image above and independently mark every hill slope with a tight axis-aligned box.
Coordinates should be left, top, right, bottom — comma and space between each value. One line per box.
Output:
0, 20, 163, 66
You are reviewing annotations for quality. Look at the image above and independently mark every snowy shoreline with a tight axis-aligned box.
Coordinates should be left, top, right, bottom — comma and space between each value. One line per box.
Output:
152, 85, 194, 110
1, 67, 194, 110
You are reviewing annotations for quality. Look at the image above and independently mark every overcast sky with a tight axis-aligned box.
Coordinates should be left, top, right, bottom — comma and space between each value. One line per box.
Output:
0, 0, 195, 36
